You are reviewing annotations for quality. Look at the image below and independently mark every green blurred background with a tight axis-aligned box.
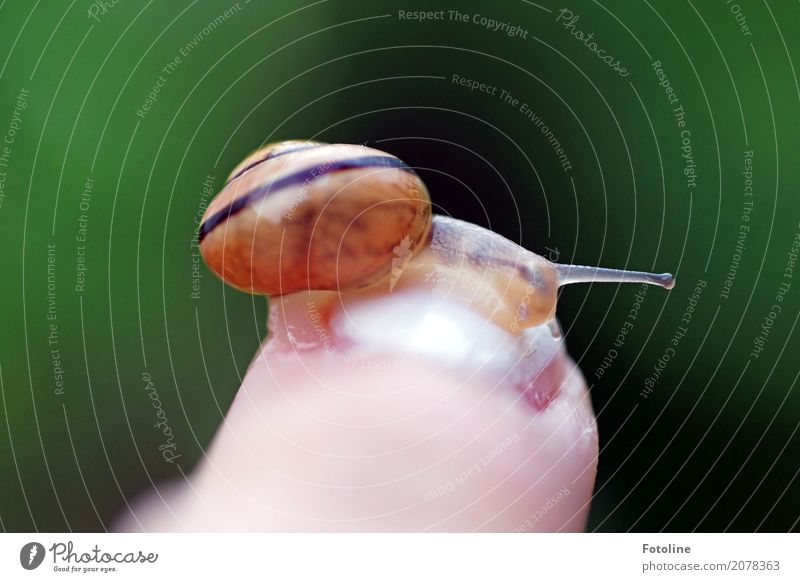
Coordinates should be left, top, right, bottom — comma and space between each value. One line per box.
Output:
1, 0, 798, 532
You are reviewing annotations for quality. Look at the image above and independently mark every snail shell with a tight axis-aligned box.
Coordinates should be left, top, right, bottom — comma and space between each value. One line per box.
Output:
199, 141, 432, 295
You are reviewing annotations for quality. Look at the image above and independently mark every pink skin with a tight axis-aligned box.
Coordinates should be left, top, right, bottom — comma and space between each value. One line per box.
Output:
116, 279, 598, 532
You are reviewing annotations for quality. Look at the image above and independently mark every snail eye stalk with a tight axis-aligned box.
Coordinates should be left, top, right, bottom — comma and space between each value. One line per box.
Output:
555, 264, 675, 290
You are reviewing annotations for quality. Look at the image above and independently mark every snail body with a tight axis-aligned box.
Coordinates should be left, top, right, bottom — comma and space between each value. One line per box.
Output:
199, 141, 674, 333
391, 215, 561, 331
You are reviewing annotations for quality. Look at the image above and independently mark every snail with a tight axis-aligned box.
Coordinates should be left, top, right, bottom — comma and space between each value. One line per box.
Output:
198, 141, 674, 334
118, 140, 674, 533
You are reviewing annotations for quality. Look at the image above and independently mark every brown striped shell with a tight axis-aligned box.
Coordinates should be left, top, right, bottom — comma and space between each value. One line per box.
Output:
198, 141, 432, 296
